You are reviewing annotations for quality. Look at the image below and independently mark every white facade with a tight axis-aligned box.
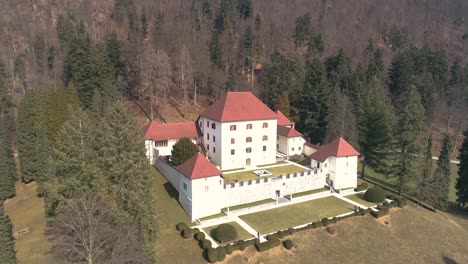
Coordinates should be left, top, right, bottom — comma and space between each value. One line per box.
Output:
198, 117, 277, 170
311, 156, 358, 190
145, 138, 197, 164
277, 135, 306, 156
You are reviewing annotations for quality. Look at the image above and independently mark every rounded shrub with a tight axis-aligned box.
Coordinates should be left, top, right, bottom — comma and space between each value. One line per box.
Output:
213, 223, 238, 243
266, 233, 278, 241
200, 239, 212, 250
194, 232, 205, 241
176, 222, 189, 232
283, 239, 294, 250
277, 230, 289, 239
312, 221, 323, 228
206, 248, 218, 263
182, 228, 194, 239
217, 246, 227, 261
288, 227, 296, 235
364, 186, 386, 203
225, 244, 234, 254
322, 218, 330, 226
237, 240, 246, 251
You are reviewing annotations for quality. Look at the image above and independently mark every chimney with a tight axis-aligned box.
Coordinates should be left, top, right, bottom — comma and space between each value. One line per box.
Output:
291, 122, 295, 129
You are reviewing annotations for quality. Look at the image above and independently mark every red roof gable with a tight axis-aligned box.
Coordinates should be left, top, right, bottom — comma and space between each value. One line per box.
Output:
177, 154, 222, 180
277, 125, 302, 137
143, 120, 201, 141
276, 110, 292, 126
200, 92, 277, 122
309, 137, 360, 162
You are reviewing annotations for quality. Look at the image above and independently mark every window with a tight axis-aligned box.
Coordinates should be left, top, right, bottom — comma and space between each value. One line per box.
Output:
246, 147, 252, 153
276, 144, 279, 149
207, 121, 209, 127
207, 144, 210, 150
246, 137, 252, 143
299, 147, 302, 150
230, 125, 236, 131
211, 123, 216, 129
262, 135, 268, 141
263, 146, 266, 151
213, 136, 216, 142
231, 138, 235, 144
213, 147, 216, 153
183, 183, 187, 191
346, 162, 349, 167
207, 133, 210, 140
231, 149, 235, 155
292, 147, 295, 151
262, 122, 268, 128
204, 186, 209, 192
154, 140, 168, 147
199, 121, 202, 128
246, 124, 252, 129
324, 163, 327, 168
277, 135, 279, 140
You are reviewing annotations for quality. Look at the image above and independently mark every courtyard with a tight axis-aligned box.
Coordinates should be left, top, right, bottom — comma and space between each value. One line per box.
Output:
222, 162, 309, 184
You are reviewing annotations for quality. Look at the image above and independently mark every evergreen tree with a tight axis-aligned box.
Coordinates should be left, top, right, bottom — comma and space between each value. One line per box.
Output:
237, 0, 252, 19
56, 14, 75, 49
141, 7, 148, 38
417, 135, 433, 204
260, 51, 293, 108
0, 205, 16, 264
106, 31, 124, 77
209, 30, 223, 69
388, 51, 414, 98
293, 13, 311, 48
275, 91, 291, 118
243, 26, 254, 68
393, 85, 425, 194
0, 59, 13, 116
171, 138, 199, 166
358, 77, 393, 176
325, 93, 358, 145
429, 134, 451, 210
456, 129, 468, 206
97, 103, 156, 257
0, 116, 16, 201
151, 12, 165, 49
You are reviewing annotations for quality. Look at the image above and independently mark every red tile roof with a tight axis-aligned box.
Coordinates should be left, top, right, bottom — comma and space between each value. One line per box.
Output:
177, 154, 222, 180
200, 92, 277, 122
277, 125, 302, 137
309, 137, 360, 162
143, 120, 201, 141
276, 110, 292, 126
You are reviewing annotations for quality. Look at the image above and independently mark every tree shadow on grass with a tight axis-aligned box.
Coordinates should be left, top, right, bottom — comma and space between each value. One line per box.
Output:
446, 202, 468, 220
163, 182, 179, 200
442, 256, 458, 264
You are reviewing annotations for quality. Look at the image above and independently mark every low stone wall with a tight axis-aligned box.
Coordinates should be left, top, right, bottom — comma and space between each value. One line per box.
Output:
224, 170, 326, 207
155, 158, 181, 193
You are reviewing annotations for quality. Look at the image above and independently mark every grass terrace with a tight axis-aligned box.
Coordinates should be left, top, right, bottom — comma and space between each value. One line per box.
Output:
290, 187, 328, 198
223, 164, 308, 184
345, 193, 379, 207
239, 196, 354, 234
203, 222, 253, 242
221, 198, 275, 213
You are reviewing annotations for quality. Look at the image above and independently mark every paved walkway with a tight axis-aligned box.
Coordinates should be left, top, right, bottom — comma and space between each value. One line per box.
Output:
232, 215, 267, 242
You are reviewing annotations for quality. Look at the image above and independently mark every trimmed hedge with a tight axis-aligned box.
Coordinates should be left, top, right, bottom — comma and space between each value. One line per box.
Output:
206, 248, 218, 263
194, 232, 205, 241
236, 240, 246, 251
322, 218, 330, 226
283, 239, 294, 250
266, 233, 278, 241
370, 208, 389, 219
200, 239, 212, 250
364, 186, 386, 203
176, 222, 189, 232
212, 223, 238, 243
182, 228, 194, 239
385, 193, 397, 200
354, 182, 368, 192
255, 238, 281, 252
216, 246, 227, 261
395, 197, 407, 208
312, 221, 323, 228
288, 227, 296, 235
225, 244, 233, 254
277, 230, 289, 239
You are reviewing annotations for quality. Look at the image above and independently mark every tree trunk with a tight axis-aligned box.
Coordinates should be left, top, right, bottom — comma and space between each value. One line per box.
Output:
360, 157, 366, 179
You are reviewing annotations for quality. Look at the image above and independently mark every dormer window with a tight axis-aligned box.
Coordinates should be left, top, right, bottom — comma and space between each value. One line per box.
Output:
246, 124, 252, 130
230, 125, 236, 131
246, 137, 252, 143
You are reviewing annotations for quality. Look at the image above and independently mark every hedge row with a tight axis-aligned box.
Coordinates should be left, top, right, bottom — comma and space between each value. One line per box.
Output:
354, 182, 368, 192
255, 238, 281, 252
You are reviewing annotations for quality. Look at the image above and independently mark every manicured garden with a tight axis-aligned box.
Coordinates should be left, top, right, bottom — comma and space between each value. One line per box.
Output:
221, 198, 275, 213
203, 222, 253, 242
239, 196, 354, 234
223, 164, 308, 184
291, 188, 328, 198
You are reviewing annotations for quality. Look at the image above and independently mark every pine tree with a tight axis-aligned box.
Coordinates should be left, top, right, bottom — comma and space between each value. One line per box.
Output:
0, 59, 13, 116
428, 134, 451, 210
97, 103, 156, 256
141, 7, 148, 38
456, 129, 468, 206
243, 26, 254, 68
209, 30, 222, 69
0, 205, 16, 264
393, 85, 425, 195
388, 51, 414, 98
417, 135, 433, 204
358, 77, 393, 176
172, 138, 199, 166
293, 13, 311, 48
106, 31, 124, 77
0, 116, 16, 201
275, 92, 291, 118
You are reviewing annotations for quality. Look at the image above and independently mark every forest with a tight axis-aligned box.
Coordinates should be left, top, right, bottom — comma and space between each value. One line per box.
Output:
0, 0, 468, 263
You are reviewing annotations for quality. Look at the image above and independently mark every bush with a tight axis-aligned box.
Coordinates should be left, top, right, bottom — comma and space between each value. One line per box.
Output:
386, 194, 397, 200
206, 248, 218, 263
266, 233, 278, 241
200, 239, 212, 250
217, 246, 227, 261
312, 221, 323, 228
283, 239, 294, 250
364, 186, 386, 203
193, 228, 200, 233
212, 223, 238, 243
290, 154, 303, 162
354, 182, 368, 192
176, 222, 189, 232
332, 217, 338, 223
182, 228, 194, 239
370, 208, 389, 219
288, 227, 296, 235
326, 225, 337, 235
195, 232, 205, 241
377, 204, 387, 211
245, 239, 256, 246
395, 197, 407, 208
225, 244, 233, 254
269, 238, 281, 248
277, 230, 289, 238
237, 240, 246, 251
255, 240, 270, 252
322, 218, 330, 226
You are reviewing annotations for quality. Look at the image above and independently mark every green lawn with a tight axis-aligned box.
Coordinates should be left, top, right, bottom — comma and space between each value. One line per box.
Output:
257, 161, 287, 167
223, 164, 308, 184
222, 198, 275, 213
199, 212, 226, 221
291, 188, 328, 198
203, 222, 253, 242
239, 196, 354, 234
345, 193, 379, 207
